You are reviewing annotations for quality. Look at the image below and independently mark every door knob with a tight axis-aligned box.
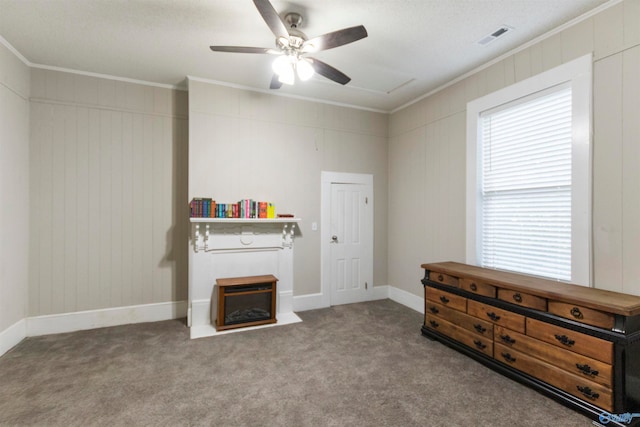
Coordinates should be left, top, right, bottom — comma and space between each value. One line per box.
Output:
331, 235, 338, 242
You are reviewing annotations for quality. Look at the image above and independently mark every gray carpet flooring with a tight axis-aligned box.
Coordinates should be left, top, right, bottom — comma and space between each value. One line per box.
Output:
0, 300, 591, 426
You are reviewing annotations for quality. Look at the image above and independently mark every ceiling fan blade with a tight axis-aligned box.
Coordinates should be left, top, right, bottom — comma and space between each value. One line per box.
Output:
302, 25, 368, 52
308, 58, 351, 85
210, 46, 280, 54
253, 0, 289, 39
270, 74, 283, 90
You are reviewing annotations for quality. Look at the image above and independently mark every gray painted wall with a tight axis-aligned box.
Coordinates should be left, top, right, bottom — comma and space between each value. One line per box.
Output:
188, 79, 388, 297
28, 69, 188, 316
0, 43, 30, 331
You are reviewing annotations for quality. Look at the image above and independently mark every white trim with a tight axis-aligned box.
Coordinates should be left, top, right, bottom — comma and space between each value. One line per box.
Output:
0, 35, 185, 91
187, 75, 387, 114
466, 53, 593, 286
0, 35, 31, 66
293, 285, 389, 312
2, 289, 419, 355
293, 293, 328, 311
0, 319, 27, 358
321, 172, 374, 308
370, 285, 390, 301
27, 301, 188, 337
388, 286, 424, 314
32, 64, 185, 90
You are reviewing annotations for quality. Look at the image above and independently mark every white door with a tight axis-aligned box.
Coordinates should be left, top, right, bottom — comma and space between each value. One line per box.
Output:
329, 183, 373, 305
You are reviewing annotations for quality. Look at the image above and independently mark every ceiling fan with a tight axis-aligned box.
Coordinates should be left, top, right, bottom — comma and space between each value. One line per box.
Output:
210, 0, 368, 89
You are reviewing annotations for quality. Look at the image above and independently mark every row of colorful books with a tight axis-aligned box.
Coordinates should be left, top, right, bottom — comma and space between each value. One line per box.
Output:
190, 198, 276, 218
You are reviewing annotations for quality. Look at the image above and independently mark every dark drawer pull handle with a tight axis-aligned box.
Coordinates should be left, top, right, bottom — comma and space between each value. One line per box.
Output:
576, 363, 599, 377
437, 274, 444, 282
554, 334, 575, 347
500, 334, 516, 345
429, 320, 439, 328
473, 340, 486, 350
513, 293, 523, 303
470, 283, 478, 291
577, 385, 599, 400
486, 312, 501, 321
501, 352, 516, 363
473, 324, 487, 334
439, 296, 450, 304
570, 307, 584, 319
429, 306, 439, 314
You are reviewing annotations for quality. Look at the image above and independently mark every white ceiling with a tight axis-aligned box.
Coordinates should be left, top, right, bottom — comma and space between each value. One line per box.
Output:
0, 0, 610, 112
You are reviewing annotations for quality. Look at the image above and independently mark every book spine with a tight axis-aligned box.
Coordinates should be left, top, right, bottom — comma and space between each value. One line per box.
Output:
193, 198, 203, 217
259, 201, 267, 218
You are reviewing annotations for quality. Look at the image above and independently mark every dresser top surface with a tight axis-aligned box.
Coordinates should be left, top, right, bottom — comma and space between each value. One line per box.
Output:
422, 262, 640, 317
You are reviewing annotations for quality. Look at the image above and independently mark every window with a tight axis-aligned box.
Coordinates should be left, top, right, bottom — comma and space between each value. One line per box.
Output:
466, 54, 592, 286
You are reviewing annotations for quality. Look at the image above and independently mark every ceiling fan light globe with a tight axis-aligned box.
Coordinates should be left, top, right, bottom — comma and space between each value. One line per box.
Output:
272, 55, 291, 75
278, 68, 295, 85
297, 58, 315, 81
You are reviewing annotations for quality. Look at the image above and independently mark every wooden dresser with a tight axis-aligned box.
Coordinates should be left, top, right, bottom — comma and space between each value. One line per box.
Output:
421, 262, 640, 426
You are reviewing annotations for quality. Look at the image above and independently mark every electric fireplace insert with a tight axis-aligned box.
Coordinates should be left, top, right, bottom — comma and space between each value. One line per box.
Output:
213, 275, 278, 331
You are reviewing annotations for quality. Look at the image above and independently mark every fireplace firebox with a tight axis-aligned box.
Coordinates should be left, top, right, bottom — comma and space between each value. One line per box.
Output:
213, 275, 278, 331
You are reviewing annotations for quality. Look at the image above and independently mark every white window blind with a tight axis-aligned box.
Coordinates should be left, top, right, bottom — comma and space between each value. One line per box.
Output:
479, 87, 572, 281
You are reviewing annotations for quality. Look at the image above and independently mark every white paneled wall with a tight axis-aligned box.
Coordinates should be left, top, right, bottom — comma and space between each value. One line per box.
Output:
389, 0, 640, 296
29, 70, 188, 316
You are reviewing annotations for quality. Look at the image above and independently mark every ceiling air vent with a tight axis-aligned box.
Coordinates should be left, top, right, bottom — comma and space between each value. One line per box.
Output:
477, 25, 514, 46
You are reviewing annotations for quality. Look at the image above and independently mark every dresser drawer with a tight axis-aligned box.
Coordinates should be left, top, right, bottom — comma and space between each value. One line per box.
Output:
426, 315, 493, 357
526, 318, 613, 364
495, 343, 613, 411
467, 300, 525, 333
427, 301, 493, 339
460, 278, 496, 298
429, 271, 459, 288
494, 326, 612, 388
548, 301, 615, 330
426, 287, 466, 312
498, 289, 547, 311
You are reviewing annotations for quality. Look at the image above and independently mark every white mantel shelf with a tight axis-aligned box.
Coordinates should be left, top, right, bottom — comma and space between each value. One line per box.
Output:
190, 218, 301, 223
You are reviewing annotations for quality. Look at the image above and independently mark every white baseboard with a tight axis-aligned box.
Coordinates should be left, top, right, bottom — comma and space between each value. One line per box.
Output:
292, 285, 402, 311
2, 287, 422, 356
292, 286, 389, 312
371, 285, 390, 301
388, 286, 424, 314
27, 301, 188, 337
0, 318, 27, 358
292, 292, 327, 312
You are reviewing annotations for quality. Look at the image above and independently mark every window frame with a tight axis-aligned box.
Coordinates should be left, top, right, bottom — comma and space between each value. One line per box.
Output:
465, 53, 593, 286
